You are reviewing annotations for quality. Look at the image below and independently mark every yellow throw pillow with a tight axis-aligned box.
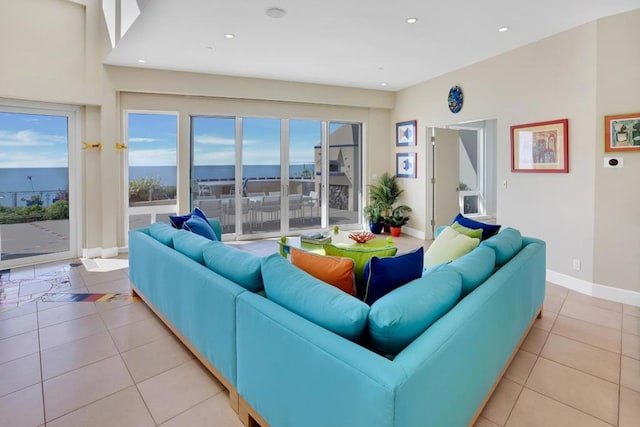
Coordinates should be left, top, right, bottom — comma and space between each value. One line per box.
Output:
291, 248, 356, 295
451, 221, 483, 239
424, 226, 480, 268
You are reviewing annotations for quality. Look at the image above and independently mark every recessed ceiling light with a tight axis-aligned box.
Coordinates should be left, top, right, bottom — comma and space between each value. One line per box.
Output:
137, 59, 145, 63
498, 26, 510, 32
266, 7, 287, 18
224, 33, 235, 39
381, 82, 388, 87
406, 17, 418, 24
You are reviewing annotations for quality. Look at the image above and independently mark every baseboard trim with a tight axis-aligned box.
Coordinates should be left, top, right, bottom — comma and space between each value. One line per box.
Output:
101, 247, 119, 258
82, 247, 119, 259
546, 269, 640, 307
82, 247, 102, 259
402, 226, 425, 240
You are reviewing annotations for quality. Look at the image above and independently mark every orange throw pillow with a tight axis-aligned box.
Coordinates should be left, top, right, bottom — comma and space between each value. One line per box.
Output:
290, 248, 356, 295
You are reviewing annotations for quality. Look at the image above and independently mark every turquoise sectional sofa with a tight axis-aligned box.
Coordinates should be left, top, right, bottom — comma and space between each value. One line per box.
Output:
128, 220, 546, 427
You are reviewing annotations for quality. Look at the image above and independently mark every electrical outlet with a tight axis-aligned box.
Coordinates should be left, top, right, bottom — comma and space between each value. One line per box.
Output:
572, 259, 581, 271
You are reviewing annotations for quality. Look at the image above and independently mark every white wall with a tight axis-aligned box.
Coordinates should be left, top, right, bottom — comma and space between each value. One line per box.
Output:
393, 10, 640, 294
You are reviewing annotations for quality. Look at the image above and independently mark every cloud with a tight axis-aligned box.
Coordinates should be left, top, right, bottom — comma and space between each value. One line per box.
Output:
194, 135, 235, 145
0, 130, 65, 147
129, 148, 176, 166
0, 151, 68, 168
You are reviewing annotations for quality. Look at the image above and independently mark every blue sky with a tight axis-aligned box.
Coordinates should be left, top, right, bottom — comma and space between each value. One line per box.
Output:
0, 112, 68, 168
0, 111, 336, 168
130, 114, 322, 167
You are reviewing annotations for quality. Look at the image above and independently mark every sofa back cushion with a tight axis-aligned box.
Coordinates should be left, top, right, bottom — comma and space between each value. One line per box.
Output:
261, 253, 369, 341
480, 227, 522, 267
448, 246, 496, 297
172, 230, 210, 264
368, 265, 462, 355
424, 226, 480, 268
290, 248, 355, 295
149, 222, 180, 247
361, 247, 424, 305
202, 241, 263, 292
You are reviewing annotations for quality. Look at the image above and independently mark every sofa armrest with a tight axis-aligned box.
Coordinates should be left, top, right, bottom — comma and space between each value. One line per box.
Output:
236, 292, 405, 427
391, 240, 546, 426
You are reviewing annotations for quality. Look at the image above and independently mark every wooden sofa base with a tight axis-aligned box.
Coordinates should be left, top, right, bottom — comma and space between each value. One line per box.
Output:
239, 396, 270, 427
467, 305, 543, 426
130, 285, 239, 413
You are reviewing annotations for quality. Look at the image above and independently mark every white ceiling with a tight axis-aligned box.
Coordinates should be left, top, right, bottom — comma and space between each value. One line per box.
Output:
104, 0, 640, 91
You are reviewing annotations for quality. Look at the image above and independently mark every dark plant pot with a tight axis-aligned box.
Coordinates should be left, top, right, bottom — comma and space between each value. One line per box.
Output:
383, 224, 391, 234
369, 222, 383, 234
389, 226, 402, 237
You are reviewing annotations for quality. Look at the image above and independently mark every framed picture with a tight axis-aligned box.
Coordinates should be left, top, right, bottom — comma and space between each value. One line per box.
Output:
511, 119, 569, 173
396, 152, 417, 178
605, 113, 640, 152
396, 120, 417, 146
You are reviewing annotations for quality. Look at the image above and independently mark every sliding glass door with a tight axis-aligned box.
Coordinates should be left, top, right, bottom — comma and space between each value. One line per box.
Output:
0, 105, 78, 268
190, 116, 362, 238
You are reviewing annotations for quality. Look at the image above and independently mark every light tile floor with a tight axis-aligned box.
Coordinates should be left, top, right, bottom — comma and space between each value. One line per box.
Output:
0, 236, 638, 426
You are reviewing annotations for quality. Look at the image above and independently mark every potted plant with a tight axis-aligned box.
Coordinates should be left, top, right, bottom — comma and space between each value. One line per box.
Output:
364, 203, 384, 234
386, 206, 412, 237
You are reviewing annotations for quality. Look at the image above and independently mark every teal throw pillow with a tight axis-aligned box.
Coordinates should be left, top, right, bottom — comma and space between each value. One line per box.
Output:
362, 247, 424, 305
368, 265, 462, 355
203, 241, 263, 292
452, 213, 501, 240
172, 230, 210, 264
261, 253, 370, 341
149, 222, 180, 247
479, 227, 522, 267
183, 214, 218, 240
448, 246, 496, 297
323, 244, 397, 295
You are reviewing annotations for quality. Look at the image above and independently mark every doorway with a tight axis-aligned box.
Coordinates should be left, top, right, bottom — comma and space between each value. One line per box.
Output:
427, 119, 497, 237
0, 102, 80, 268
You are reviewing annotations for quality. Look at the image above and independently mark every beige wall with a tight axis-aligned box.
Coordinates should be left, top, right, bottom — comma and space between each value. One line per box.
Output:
393, 10, 639, 293
594, 10, 640, 292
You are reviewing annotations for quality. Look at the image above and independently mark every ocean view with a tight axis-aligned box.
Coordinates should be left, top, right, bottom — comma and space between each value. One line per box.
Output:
0, 165, 314, 206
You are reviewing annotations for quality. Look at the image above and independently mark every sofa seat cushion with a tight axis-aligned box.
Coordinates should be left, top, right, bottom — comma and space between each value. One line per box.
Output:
203, 241, 263, 292
368, 265, 462, 355
452, 213, 501, 240
480, 227, 523, 267
261, 254, 369, 341
290, 248, 355, 295
448, 246, 496, 297
323, 244, 397, 295
149, 222, 180, 247
172, 230, 211, 264
424, 226, 480, 268
361, 247, 424, 305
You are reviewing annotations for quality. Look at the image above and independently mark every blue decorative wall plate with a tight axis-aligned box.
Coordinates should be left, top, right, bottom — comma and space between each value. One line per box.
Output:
448, 85, 463, 113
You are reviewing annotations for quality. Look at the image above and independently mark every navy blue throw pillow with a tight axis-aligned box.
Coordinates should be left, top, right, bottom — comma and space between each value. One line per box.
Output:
362, 247, 424, 306
182, 213, 218, 240
452, 213, 501, 241
169, 207, 208, 229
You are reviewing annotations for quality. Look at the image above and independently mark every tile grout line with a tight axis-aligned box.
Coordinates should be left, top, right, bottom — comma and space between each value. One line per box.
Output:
35, 299, 48, 426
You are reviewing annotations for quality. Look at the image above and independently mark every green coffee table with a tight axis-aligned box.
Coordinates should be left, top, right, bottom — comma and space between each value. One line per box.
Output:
278, 232, 395, 257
